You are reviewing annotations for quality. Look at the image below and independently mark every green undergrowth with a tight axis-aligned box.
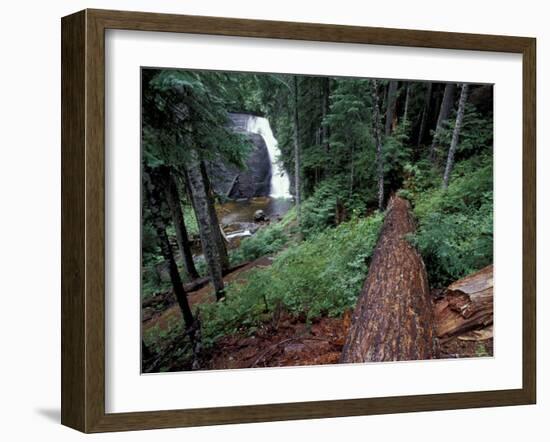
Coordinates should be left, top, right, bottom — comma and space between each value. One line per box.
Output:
200, 213, 384, 348
229, 208, 297, 265
401, 154, 493, 287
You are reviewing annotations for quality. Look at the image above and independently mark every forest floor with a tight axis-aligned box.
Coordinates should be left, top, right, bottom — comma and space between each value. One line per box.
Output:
143, 255, 274, 335
142, 252, 352, 371
143, 256, 492, 372
205, 321, 493, 370
206, 311, 351, 370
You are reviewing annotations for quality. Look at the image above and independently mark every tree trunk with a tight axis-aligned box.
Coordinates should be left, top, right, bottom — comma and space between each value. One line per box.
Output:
341, 195, 436, 362
293, 75, 301, 224
184, 153, 226, 300
349, 143, 355, 198
161, 167, 200, 280
370, 80, 384, 211
434, 265, 493, 341
416, 82, 433, 147
143, 167, 195, 331
443, 83, 469, 189
403, 82, 410, 123
385, 80, 398, 136
200, 160, 230, 272
321, 77, 331, 153
430, 83, 456, 162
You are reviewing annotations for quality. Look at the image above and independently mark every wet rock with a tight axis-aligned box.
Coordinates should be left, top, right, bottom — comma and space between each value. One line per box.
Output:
206, 113, 272, 199
254, 209, 267, 222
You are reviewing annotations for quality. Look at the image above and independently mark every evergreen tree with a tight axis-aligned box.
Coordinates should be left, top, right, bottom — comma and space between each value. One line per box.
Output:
142, 69, 250, 298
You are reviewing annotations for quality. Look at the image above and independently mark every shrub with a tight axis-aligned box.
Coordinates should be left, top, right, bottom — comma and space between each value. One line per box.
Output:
200, 214, 384, 347
299, 177, 376, 238
230, 223, 290, 264
409, 155, 493, 287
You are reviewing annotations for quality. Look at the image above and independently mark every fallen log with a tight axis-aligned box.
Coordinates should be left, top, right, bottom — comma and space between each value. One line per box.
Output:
142, 261, 253, 313
341, 195, 436, 363
434, 264, 493, 342
185, 260, 252, 292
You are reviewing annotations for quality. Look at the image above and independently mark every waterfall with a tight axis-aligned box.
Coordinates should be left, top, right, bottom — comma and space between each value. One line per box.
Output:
246, 116, 292, 199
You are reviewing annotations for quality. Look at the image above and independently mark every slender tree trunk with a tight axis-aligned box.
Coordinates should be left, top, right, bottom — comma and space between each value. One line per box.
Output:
403, 82, 410, 123
143, 168, 195, 332
341, 196, 436, 362
200, 161, 229, 272
161, 167, 200, 280
416, 82, 433, 147
293, 75, 301, 224
370, 79, 384, 211
349, 143, 355, 198
184, 153, 226, 300
321, 77, 331, 153
443, 84, 469, 189
430, 83, 456, 162
385, 80, 398, 136
436, 84, 456, 129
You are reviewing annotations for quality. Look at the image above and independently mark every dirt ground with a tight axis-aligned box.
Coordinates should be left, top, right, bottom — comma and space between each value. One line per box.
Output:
205, 311, 351, 370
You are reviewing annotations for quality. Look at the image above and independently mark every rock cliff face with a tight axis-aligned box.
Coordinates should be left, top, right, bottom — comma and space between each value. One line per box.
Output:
206, 113, 272, 199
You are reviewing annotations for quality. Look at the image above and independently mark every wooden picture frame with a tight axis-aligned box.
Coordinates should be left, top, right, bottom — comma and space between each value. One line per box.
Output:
61, 8, 536, 433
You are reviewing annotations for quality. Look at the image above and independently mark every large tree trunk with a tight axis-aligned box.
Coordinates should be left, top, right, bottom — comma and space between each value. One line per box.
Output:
443, 83, 469, 189
385, 80, 398, 136
341, 195, 436, 362
200, 160, 230, 272
370, 80, 384, 211
293, 75, 302, 224
430, 83, 456, 162
434, 265, 493, 341
416, 82, 433, 147
161, 167, 200, 280
184, 153, 226, 300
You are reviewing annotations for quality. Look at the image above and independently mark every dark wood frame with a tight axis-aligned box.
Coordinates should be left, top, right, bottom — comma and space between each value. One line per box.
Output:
61, 8, 536, 433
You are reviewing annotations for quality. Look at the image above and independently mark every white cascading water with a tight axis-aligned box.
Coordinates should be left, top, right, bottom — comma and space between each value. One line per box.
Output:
246, 116, 292, 199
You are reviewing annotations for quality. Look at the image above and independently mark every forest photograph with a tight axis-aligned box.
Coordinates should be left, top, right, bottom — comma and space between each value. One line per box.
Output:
141, 68, 494, 373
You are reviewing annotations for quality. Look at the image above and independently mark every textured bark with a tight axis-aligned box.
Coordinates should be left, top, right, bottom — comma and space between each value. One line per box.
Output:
341, 196, 436, 362
161, 167, 200, 280
200, 161, 229, 272
143, 168, 195, 330
370, 80, 384, 211
184, 153, 225, 299
435, 83, 456, 131
385, 80, 398, 136
443, 84, 469, 188
416, 82, 433, 147
293, 75, 301, 223
430, 83, 456, 161
434, 265, 493, 341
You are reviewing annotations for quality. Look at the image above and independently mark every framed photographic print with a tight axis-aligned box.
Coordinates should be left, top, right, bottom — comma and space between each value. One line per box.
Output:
61, 9, 536, 433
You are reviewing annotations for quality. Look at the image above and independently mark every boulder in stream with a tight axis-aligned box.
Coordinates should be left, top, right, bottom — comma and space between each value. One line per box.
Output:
254, 209, 267, 222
